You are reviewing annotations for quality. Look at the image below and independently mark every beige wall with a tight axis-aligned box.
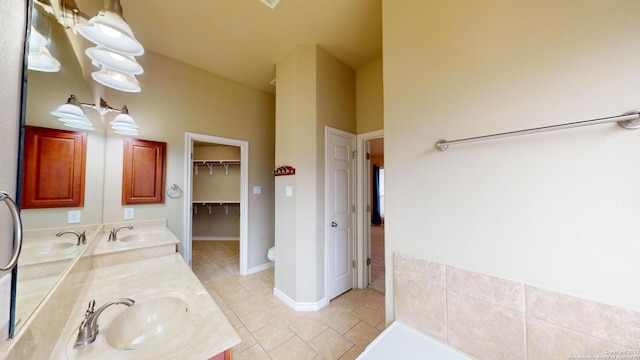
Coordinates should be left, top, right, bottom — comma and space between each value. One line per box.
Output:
101, 50, 275, 269
383, 0, 640, 325
356, 59, 383, 134
274, 45, 356, 305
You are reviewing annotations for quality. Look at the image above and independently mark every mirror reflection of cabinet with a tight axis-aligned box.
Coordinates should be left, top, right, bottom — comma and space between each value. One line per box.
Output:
21, 126, 87, 209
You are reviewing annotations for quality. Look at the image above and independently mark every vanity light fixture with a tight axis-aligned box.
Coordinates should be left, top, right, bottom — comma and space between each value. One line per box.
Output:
27, 26, 61, 72
85, 46, 143, 75
50, 95, 139, 135
73, 0, 144, 56
91, 66, 141, 93
50, 95, 88, 121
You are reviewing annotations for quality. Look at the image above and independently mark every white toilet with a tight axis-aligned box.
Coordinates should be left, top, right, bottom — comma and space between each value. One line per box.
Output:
267, 247, 276, 261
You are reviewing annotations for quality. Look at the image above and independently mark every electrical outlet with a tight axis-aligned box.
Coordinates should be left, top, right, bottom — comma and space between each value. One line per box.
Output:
68, 210, 81, 223
124, 207, 134, 219
253, 186, 262, 195
285, 186, 293, 197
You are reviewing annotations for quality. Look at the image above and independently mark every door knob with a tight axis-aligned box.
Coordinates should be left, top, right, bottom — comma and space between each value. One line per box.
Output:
331, 221, 337, 227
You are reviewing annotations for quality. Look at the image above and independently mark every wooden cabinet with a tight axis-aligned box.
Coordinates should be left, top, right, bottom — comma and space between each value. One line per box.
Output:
122, 138, 166, 205
209, 348, 232, 360
21, 126, 87, 209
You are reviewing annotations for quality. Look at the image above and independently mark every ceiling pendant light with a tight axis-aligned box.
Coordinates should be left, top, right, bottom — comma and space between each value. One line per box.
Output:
50, 95, 88, 121
85, 46, 143, 74
73, 0, 144, 56
28, 26, 61, 72
91, 66, 141, 93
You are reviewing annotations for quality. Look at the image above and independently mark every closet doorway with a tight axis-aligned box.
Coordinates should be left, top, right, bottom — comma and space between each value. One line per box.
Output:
183, 132, 249, 277
366, 137, 385, 293
357, 130, 385, 293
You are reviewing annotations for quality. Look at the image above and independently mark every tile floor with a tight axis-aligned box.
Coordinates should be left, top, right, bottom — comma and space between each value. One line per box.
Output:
192, 241, 386, 360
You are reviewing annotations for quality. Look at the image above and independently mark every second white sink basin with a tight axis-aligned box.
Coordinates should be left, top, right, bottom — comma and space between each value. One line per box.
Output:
118, 233, 163, 243
22, 241, 77, 258
104, 294, 194, 351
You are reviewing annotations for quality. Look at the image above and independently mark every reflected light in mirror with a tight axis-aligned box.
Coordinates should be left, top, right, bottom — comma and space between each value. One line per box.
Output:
28, 26, 61, 72
85, 46, 143, 74
50, 94, 88, 120
91, 66, 141, 93
73, 8, 144, 56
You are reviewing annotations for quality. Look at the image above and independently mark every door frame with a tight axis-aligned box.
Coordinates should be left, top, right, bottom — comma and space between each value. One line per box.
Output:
324, 126, 357, 300
356, 129, 384, 288
183, 132, 249, 275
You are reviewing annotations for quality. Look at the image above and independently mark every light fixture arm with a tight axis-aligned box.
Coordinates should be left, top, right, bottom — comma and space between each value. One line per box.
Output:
103, 0, 124, 17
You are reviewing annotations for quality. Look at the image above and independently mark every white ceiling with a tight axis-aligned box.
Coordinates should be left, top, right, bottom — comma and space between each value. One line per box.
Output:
75, 0, 383, 94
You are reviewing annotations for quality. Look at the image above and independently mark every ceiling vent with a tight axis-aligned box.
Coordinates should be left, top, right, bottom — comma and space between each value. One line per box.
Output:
260, 0, 280, 9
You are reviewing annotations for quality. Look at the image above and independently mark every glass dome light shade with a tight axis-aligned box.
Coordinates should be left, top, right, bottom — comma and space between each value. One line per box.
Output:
62, 122, 95, 131
28, 46, 61, 72
110, 106, 139, 129
50, 95, 88, 121
113, 128, 138, 136
73, 10, 144, 56
29, 27, 49, 53
58, 117, 93, 126
91, 67, 141, 93
85, 46, 143, 74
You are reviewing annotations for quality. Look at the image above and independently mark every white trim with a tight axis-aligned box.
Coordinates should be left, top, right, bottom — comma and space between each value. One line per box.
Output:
184, 132, 249, 275
273, 288, 329, 312
248, 262, 274, 275
356, 129, 384, 289
192, 237, 240, 241
324, 126, 357, 301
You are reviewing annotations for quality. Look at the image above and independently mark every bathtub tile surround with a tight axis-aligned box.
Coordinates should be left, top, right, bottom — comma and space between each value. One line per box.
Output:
393, 252, 639, 360
393, 254, 447, 341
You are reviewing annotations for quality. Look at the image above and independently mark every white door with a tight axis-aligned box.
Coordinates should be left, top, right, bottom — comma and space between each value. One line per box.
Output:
326, 127, 356, 300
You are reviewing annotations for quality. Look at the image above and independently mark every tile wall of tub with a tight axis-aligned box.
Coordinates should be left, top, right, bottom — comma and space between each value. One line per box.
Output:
393, 253, 640, 360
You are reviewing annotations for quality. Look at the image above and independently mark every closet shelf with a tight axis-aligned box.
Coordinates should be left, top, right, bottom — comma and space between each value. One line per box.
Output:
192, 201, 239, 215
192, 160, 241, 175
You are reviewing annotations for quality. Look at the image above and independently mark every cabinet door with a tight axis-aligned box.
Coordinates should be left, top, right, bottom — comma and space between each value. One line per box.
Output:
21, 126, 87, 208
122, 138, 166, 205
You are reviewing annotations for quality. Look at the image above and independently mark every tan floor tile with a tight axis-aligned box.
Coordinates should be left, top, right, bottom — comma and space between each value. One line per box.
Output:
352, 303, 384, 327
235, 344, 271, 360
234, 326, 257, 354
240, 309, 277, 332
224, 311, 243, 329
229, 296, 265, 317
218, 284, 253, 303
322, 308, 361, 334
344, 321, 380, 349
361, 289, 385, 307
253, 321, 295, 351
269, 336, 318, 360
308, 328, 354, 360
339, 345, 363, 360
287, 315, 330, 342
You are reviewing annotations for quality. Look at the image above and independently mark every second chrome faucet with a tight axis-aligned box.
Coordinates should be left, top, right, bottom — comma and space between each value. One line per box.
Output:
108, 225, 133, 241
56, 230, 86, 246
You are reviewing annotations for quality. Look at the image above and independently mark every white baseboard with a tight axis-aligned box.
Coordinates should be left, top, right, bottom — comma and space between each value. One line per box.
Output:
273, 287, 329, 312
192, 237, 240, 241
248, 262, 273, 274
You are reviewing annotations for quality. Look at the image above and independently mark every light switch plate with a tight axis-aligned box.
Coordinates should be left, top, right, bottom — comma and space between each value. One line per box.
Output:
253, 186, 262, 195
68, 210, 81, 223
124, 207, 134, 219
285, 186, 293, 197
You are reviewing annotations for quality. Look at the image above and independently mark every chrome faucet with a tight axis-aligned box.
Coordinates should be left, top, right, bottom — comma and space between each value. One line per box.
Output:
73, 298, 135, 350
108, 225, 133, 241
56, 230, 86, 245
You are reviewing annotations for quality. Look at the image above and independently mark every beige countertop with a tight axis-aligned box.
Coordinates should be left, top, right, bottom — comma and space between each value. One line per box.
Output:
49, 253, 241, 359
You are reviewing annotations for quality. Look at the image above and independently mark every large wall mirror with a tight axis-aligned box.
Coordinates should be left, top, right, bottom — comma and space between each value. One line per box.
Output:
14, 0, 107, 333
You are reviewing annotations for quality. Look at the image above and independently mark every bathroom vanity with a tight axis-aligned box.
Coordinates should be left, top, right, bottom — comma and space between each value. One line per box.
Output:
1, 220, 240, 359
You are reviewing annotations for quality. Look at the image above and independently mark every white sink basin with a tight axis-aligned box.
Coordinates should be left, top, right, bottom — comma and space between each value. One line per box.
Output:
104, 295, 193, 351
118, 233, 163, 243
22, 241, 77, 257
